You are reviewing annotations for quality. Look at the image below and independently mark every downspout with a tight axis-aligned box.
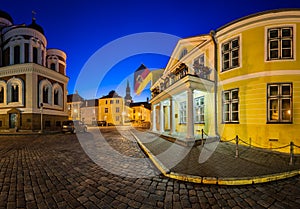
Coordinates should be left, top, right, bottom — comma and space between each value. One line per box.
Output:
210, 30, 219, 137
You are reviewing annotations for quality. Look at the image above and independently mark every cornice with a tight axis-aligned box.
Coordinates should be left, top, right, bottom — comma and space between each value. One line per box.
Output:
0, 63, 69, 83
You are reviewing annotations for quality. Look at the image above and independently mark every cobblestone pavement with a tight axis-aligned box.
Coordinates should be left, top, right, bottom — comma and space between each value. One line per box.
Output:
0, 127, 299, 209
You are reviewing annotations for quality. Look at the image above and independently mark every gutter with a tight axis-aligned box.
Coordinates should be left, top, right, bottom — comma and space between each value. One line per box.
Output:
210, 30, 220, 137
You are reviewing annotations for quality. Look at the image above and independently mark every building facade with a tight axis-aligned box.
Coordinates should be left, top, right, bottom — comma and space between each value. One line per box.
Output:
67, 92, 84, 121
0, 11, 68, 131
150, 9, 300, 152
80, 99, 98, 126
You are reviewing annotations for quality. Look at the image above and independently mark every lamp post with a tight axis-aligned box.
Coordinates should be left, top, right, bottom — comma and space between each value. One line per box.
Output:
39, 103, 43, 133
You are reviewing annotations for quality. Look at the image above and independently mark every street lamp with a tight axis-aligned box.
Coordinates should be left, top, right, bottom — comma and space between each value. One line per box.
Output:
39, 103, 43, 133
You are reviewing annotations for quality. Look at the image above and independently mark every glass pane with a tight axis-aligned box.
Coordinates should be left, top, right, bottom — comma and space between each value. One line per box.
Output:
232, 90, 238, 100
282, 28, 291, 37
269, 99, 279, 120
270, 50, 278, 59
231, 39, 239, 48
232, 49, 238, 58
223, 61, 229, 70
223, 53, 229, 61
282, 40, 291, 48
232, 112, 239, 121
232, 103, 239, 111
224, 104, 229, 112
282, 49, 291, 58
224, 92, 230, 101
269, 29, 278, 38
269, 85, 278, 96
223, 43, 229, 51
282, 85, 291, 96
270, 41, 278, 49
224, 113, 229, 122
282, 99, 291, 110
232, 58, 239, 67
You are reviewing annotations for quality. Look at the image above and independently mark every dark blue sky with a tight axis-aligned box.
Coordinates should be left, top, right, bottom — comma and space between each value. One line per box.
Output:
2, 0, 300, 101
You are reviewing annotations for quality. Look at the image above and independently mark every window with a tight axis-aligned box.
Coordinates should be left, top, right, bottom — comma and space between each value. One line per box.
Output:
45, 121, 51, 127
105, 108, 108, 113
3, 48, 10, 66
11, 85, 19, 102
195, 96, 205, 123
110, 100, 114, 104
268, 27, 293, 60
267, 83, 292, 123
222, 38, 239, 71
43, 87, 49, 103
116, 100, 120, 104
50, 63, 56, 71
116, 107, 120, 113
54, 90, 59, 105
14, 45, 20, 64
116, 116, 120, 121
24, 43, 29, 63
33, 47, 38, 64
0, 87, 4, 103
223, 89, 239, 123
105, 100, 108, 104
179, 101, 187, 124
179, 48, 187, 60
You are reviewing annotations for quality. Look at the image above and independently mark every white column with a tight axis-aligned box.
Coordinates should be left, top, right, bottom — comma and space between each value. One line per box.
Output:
166, 105, 170, 130
160, 102, 164, 133
152, 104, 157, 132
20, 43, 25, 63
186, 88, 194, 140
29, 45, 33, 63
170, 97, 176, 135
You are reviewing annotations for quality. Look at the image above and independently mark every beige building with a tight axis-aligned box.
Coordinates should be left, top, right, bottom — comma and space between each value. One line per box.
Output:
0, 11, 68, 131
67, 92, 84, 120
80, 99, 98, 126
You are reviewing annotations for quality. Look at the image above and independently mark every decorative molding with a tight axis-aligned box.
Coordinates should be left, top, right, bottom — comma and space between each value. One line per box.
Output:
4, 27, 47, 46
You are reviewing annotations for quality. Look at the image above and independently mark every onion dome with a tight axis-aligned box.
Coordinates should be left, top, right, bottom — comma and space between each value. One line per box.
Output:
28, 18, 44, 35
0, 10, 13, 24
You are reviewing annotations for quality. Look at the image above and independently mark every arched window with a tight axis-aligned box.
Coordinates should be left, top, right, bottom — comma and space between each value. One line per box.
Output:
39, 79, 52, 105
50, 63, 56, 71
3, 47, 10, 66
0, 81, 7, 105
52, 83, 63, 107
7, 77, 24, 105
14, 45, 20, 64
0, 87, 3, 103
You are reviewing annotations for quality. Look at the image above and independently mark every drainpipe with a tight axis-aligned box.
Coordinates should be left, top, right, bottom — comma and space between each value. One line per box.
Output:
210, 30, 219, 137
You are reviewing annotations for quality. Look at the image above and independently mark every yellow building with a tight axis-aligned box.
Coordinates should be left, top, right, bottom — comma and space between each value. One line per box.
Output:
150, 9, 300, 152
130, 102, 151, 128
98, 90, 127, 125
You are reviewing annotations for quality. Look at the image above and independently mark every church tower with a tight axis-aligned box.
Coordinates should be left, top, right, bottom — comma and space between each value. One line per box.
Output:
124, 80, 132, 105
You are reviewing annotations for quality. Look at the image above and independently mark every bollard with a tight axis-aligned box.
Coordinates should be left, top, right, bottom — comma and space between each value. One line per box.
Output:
289, 141, 294, 166
201, 129, 204, 140
249, 137, 252, 148
235, 135, 239, 158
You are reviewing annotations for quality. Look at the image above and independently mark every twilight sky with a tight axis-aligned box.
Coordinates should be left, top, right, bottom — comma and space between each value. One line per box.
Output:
2, 0, 300, 102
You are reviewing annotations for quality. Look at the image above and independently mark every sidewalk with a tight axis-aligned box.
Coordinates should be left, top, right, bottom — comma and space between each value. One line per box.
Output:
131, 129, 300, 185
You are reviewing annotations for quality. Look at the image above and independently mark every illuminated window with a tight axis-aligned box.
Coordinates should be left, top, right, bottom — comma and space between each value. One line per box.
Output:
267, 27, 293, 60
179, 101, 187, 124
116, 107, 120, 113
223, 89, 239, 123
105, 108, 108, 113
267, 83, 292, 123
194, 96, 204, 123
222, 38, 239, 71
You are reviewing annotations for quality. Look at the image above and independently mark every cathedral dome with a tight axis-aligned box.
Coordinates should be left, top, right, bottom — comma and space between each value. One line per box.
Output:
0, 10, 13, 23
28, 19, 44, 35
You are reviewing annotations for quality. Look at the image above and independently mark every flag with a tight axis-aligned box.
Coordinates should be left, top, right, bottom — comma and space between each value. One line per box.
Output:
134, 64, 151, 95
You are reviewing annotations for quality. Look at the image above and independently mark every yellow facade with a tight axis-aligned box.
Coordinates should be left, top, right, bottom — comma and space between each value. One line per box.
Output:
150, 9, 300, 153
98, 97, 125, 125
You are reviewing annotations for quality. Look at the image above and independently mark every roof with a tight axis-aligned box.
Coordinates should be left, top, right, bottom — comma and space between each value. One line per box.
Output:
67, 93, 84, 103
100, 90, 122, 99
130, 102, 151, 110
217, 8, 300, 32
27, 19, 44, 35
81, 99, 99, 107
0, 10, 13, 23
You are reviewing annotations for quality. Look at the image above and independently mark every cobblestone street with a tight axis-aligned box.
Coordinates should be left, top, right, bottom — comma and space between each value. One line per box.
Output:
0, 127, 300, 208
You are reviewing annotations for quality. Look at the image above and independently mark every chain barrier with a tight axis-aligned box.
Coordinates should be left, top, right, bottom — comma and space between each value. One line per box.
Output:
221, 135, 299, 165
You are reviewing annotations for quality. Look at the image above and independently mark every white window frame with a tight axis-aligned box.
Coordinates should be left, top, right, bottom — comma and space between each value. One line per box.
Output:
194, 96, 205, 123
179, 101, 187, 124
265, 24, 296, 62
221, 37, 240, 72
267, 83, 292, 123
222, 89, 239, 123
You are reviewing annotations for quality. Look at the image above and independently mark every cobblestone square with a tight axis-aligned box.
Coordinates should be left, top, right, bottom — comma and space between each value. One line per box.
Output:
0, 127, 299, 208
